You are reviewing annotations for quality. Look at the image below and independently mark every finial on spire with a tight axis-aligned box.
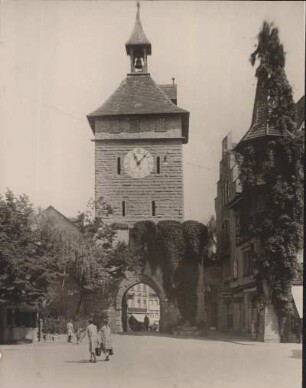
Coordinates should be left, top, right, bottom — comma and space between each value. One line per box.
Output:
126, 1, 151, 73
126, 1, 151, 55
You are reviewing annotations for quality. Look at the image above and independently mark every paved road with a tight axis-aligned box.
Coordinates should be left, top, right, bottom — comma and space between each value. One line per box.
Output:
0, 334, 302, 388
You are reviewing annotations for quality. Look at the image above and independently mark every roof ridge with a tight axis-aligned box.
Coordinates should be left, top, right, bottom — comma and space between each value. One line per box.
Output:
44, 205, 78, 227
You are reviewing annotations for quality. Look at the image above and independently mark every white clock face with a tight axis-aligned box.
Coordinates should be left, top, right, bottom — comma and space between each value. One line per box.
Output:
124, 147, 154, 178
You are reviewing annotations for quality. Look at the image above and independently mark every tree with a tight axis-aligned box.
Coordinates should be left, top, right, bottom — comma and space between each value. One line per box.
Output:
0, 190, 65, 306
0, 191, 138, 320
59, 197, 139, 315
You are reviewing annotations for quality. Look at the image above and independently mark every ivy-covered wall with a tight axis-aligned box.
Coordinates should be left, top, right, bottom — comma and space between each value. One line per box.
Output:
129, 220, 208, 324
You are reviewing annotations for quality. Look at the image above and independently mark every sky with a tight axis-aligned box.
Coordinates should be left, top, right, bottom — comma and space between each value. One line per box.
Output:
0, 1, 304, 223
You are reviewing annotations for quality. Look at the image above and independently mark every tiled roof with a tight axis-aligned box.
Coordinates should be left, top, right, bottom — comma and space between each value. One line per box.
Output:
125, 4, 151, 55
88, 74, 188, 119
239, 95, 305, 147
238, 74, 285, 144
240, 123, 286, 143
235, 76, 303, 150
43, 206, 81, 241
159, 84, 177, 102
87, 74, 189, 143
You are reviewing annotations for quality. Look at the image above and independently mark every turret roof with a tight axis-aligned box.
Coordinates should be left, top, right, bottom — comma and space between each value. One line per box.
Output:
126, 3, 151, 55
235, 69, 299, 150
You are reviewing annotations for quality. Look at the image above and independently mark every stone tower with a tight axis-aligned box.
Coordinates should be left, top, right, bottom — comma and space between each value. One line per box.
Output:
87, 4, 189, 230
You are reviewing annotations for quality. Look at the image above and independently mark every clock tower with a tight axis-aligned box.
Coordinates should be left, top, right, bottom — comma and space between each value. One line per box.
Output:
87, 4, 189, 229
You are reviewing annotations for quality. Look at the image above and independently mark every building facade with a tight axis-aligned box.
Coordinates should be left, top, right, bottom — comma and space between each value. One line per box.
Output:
126, 283, 160, 331
0, 303, 38, 344
215, 132, 267, 338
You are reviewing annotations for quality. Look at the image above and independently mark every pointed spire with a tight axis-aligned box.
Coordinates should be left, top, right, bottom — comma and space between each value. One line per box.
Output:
136, 1, 140, 22
250, 68, 269, 130
126, 2, 151, 55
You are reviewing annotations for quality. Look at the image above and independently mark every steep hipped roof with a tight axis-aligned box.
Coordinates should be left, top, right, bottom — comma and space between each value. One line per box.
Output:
88, 74, 188, 119
235, 70, 300, 150
126, 3, 151, 55
237, 71, 284, 145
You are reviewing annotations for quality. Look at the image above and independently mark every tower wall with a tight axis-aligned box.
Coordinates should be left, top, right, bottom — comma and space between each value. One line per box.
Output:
95, 138, 184, 227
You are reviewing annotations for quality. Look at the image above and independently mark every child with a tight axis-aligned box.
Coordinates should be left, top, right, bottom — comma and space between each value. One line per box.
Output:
76, 327, 83, 344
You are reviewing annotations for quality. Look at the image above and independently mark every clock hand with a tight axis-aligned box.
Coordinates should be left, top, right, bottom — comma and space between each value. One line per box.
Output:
137, 152, 148, 165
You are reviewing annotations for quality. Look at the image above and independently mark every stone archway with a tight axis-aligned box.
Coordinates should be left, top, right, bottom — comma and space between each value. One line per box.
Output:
114, 271, 166, 333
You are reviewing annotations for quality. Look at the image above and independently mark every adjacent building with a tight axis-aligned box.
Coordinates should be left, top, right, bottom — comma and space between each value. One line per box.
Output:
126, 284, 160, 331
0, 303, 38, 344
215, 68, 304, 342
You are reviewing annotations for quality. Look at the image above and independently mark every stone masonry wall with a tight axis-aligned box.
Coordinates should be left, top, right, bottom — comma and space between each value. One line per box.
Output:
95, 139, 184, 227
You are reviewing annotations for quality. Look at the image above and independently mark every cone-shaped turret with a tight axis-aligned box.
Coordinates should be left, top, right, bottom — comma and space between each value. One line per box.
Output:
236, 65, 289, 149
126, 3, 151, 73
126, 2, 151, 55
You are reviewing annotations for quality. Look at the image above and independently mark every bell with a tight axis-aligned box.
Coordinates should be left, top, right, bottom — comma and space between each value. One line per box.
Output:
135, 57, 143, 70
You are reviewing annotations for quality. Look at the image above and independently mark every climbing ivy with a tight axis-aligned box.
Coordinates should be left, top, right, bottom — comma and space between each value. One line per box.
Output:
129, 220, 158, 271
177, 221, 208, 324
183, 221, 208, 261
156, 221, 186, 300
129, 219, 208, 324
238, 22, 304, 319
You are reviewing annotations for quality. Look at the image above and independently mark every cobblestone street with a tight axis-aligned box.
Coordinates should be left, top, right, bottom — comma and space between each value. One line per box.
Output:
0, 334, 302, 388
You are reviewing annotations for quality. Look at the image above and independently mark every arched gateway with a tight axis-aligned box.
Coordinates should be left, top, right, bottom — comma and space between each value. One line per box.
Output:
104, 265, 182, 333
115, 272, 165, 333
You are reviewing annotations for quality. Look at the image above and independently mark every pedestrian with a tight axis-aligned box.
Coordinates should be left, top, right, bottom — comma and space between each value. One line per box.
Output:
293, 317, 302, 344
144, 315, 150, 331
85, 319, 99, 363
38, 318, 43, 342
251, 319, 256, 340
99, 318, 112, 361
67, 320, 74, 343
76, 326, 83, 344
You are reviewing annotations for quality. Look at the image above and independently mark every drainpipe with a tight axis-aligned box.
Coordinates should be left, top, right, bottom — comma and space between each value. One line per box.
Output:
201, 247, 208, 328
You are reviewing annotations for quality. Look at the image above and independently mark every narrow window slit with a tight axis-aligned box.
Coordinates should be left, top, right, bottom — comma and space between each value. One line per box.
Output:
152, 201, 156, 216
157, 157, 160, 174
117, 157, 121, 174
